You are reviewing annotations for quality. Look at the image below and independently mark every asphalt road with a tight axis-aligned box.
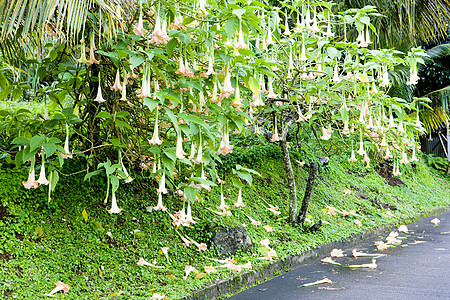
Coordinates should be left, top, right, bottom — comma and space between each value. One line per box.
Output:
229, 211, 450, 300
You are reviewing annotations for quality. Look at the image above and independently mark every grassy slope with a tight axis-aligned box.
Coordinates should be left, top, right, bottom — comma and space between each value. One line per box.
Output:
0, 147, 449, 299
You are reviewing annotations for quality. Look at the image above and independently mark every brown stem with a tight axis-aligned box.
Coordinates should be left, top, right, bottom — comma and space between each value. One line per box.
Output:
298, 162, 318, 224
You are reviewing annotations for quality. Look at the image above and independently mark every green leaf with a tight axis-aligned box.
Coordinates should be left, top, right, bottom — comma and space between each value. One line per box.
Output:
166, 38, 179, 57
178, 32, 191, 45
247, 76, 259, 94
0, 85, 12, 100
0, 72, 9, 89
43, 142, 57, 157
143, 97, 159, 111
97, 111, 111, 119
184, 186, 198, 202
130, 56, 145, 69
82, 208, 88, 222
12, 136, 29, 146
84, 169, 102, 180
164, 107, 179, 131
327, 47, 339, 59
12, 88, 22, 101
37, 66, 47, 80
232, 8, 246, 18
224, 17, 239, 39
231, 177, 242, 189
110, 175, 119, 194
360, 16, 370, 25
30, 135, 45, 152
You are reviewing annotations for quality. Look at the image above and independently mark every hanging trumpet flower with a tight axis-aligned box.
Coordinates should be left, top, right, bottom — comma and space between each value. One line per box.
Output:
86, 33, 100, 65
148, 110, 163, 145
62, 123, 73, 158
94, 73, 106, 103
36, 148, 49, 186
107, 191, 123, 214
110, 69, 123, 91
23, 154, 39, 189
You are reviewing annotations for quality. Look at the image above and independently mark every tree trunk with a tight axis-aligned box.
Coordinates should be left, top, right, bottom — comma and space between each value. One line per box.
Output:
447, 120, 449, 161
280, 139, 298, 224
280, 120, 298, 224
298, 162, 318, 224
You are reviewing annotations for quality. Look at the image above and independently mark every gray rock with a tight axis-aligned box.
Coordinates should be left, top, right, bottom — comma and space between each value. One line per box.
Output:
212, 226, 253, 255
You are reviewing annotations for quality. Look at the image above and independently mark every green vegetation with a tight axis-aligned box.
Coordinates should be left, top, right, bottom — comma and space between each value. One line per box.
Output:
1, 139, 448, 299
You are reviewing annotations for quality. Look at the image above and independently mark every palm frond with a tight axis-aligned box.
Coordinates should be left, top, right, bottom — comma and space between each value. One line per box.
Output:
417, 106, 449, 133
0, 0, 130, 44
337, 0, 450, 50
426, 43, 450, 60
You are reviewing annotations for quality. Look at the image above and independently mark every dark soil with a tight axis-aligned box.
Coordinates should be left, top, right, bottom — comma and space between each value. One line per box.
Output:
377, 161, 405, 187
0, 204, 12, 221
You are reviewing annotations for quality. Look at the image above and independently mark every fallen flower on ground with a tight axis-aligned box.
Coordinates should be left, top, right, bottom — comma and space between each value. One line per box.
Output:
151, 293, 166, 300
237, 261, 252, 270
44, 281, 70, 296
300, 278, 332, 287
264, 225, 275, 233
184, 265, 197, 279
268, 204, 281, 215
342, 189, 352, 195
327, 206, 337, 216
258, 249, 278, 261
192, 240, 207, 252
259, 239, 270, 248
330, 249, 344, 257
220, 261, 242, 272
136, 257, 164, 268
246, 215, 261, 226
204, 266, 217, 274
160, 247, 170, 261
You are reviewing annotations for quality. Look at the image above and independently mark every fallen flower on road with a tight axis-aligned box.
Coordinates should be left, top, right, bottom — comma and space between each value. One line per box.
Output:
330, 249, 344, 257
375, 241, 388, 251
300, 277, 332, 287
321, 257, 341, 265
348, 258, 377, 269
431, 218, 440, 226
386, 231, 401, 245
352, 249, 384, 257
398, 225, 408, 233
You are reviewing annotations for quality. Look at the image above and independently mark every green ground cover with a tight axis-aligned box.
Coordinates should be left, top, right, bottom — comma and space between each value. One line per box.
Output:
0, 141, 449, 299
